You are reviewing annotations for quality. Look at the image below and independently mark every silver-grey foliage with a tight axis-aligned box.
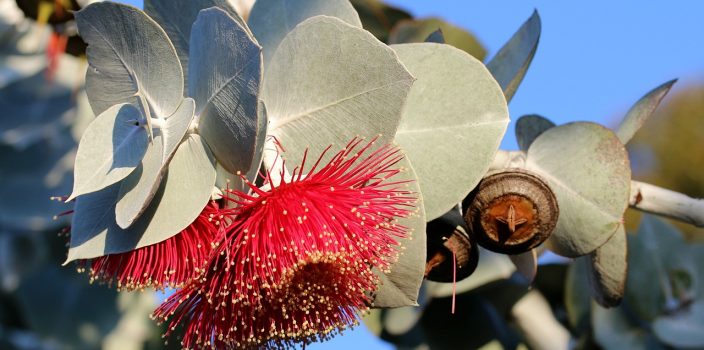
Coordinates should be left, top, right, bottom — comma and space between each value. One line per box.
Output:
515, 114, 555, 151
144, 0, 248, 89
372, 154, 426, 308
115, 98, 195, 229
263, 16, 413, 167
393, 43, 509, 220
486, 11, 541, 103
68, 134, 215, 261
69, 103, 147, 200
249, 0, 362, 68
526, 122, 631, 257
616, 79, 676, 144
189, 8, 262, 175
76, 3, 183, 128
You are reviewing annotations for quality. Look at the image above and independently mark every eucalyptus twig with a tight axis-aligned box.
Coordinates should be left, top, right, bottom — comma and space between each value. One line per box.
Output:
511, 290, 570, 350
629, 181, 704, 228
490, 150, 526, 170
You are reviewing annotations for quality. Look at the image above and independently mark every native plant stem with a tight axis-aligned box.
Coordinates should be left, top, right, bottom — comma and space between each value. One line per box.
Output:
491, 150, 704, 228
138, 90, 154, 141
629, 181, 704, 227
150, 117, 165, 129
511, 290, 571, 350
187, 115, 199, 134
490, 150, 526, 170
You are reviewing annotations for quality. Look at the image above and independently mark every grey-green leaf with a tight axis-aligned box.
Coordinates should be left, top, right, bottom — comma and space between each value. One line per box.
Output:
115, 98, 195, 229
515, 114, 555, 151
383, 306, 423, 335
626, 224, 667, 322
0, 131, 74, 231
692, 244, 704, 298
593, 303, 666, 350
526, 122, 631, 257
393, 43, 508, 220
67, 134, 216, 261
248, 0, 362, 68
565, 257, 592, 333
424, 29, 445, 43
264, 16, 413, 166
372, 153, 426, 308
76, 2, 183, 122
0, 68, 74, 149
189, 7, 262, 175
68, 104, 147, 201
627, 215, 693, 322
15, 264, 120, 348
616, 79, 676, 144
587, 224, 627, 307
486, 11, 541, 103
0, 231, 43, 292
144, 0, 248, 89
652, 301, 704, 348
217, 101, 269, 195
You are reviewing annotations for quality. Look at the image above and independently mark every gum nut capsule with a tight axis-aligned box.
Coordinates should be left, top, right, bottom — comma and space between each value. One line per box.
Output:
464, 169, 559, 255
425, 210, 479, 283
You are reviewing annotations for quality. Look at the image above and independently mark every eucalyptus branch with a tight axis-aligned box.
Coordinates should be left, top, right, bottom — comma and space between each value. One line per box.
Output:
629, 181, 704, 228
187, 115, 199, 134
489, 150, 526, 170
511, 290, 571, 350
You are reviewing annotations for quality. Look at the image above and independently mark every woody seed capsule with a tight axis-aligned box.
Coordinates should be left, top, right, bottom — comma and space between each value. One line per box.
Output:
425, 210, 478, 283
463, 169, 559, 254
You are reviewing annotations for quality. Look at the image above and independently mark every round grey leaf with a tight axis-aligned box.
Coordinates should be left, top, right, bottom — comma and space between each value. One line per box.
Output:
115, 98, 195, 228
248, 0, 362, 68
68, 134, 216, 260
526, 122, 631, 257
264, 16, 413, 169
76, 2, 183, 119
189, 7, 262, 175
393, 43, 509, 220
69, 103, 147, 200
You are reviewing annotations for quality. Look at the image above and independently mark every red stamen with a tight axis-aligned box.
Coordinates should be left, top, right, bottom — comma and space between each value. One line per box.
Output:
154, 139, 417, 349
77, 201, 223, 291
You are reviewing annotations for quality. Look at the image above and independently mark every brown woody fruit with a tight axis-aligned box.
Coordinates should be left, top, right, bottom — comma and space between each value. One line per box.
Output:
424, 210, 478, 283
463, 169, 558, 255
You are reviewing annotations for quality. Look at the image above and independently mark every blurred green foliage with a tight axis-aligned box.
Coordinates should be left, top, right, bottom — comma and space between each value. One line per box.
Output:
0, 1, 161, 348
351, 0, 486, 60
567, 215, 704, 349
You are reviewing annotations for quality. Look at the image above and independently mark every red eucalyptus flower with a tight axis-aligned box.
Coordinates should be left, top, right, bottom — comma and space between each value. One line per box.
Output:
78, 201, 223, 291
154, 139, 417, 349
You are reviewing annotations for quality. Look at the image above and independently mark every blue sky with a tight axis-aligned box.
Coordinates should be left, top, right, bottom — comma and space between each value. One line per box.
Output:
119, 0, 704, 150
382, 1, 704, 149
115, 1, 704, 348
